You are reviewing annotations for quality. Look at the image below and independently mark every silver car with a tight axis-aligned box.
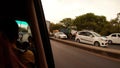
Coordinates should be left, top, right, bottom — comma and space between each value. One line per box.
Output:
54, 32, 67, 39
75, 30, 108, 47
106, 33, 120, 44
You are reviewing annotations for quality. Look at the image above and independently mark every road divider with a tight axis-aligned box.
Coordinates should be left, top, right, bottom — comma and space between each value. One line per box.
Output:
50, 37, 120, 60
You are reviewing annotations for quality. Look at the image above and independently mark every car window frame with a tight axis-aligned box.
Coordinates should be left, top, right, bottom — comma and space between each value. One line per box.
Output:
33, 0, 55, 68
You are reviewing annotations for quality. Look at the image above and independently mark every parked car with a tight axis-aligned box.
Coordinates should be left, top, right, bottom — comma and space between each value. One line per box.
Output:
106, 33, 120, 44
54, 32, 67, 39
75, 30, 108, 47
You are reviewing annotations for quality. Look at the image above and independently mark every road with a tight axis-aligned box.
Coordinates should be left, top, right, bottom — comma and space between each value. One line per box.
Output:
108, 44, 120, 50
50, 40, 120, 68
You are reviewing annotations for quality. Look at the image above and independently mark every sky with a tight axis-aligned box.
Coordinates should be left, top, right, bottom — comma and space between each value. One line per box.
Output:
41, 0, 120, 23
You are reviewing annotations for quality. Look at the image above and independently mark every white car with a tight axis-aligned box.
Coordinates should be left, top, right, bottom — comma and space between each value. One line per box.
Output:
106, 33, 120, 44
54, 32, 67, 39
75, 30, 108, 47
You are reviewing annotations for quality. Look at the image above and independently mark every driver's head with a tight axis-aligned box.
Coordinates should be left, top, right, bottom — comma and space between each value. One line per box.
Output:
0, 17, 19, 43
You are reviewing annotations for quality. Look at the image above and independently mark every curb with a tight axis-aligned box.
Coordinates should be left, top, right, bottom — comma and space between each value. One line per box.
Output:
50, 37, 120, 60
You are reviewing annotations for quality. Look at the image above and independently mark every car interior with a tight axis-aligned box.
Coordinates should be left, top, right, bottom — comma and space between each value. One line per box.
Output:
0, 0, 55, 68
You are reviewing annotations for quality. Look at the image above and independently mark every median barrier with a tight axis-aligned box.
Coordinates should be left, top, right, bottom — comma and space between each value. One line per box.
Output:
50, 37, 120, 60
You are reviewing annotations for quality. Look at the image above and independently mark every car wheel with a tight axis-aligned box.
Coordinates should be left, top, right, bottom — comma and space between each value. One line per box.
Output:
76, 39, 80, 43
108, 40, 112, 45
94, 41, 100, 46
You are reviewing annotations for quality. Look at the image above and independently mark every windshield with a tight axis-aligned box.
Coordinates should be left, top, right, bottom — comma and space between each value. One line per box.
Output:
92, 32, 101, 37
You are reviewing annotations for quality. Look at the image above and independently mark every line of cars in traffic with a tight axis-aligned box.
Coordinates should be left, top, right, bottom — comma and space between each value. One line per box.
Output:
53, 30, 120, 47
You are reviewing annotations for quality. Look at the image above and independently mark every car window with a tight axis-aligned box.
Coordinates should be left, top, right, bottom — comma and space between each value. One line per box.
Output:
118, 34, 120, 37
40, 0, 120, 68
78, 32, 86, 36
86, 32, 92, 36
111, 34, 116, 37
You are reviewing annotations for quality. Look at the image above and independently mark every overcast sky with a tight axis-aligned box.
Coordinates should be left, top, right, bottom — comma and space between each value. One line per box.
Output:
41, 0, 120, 23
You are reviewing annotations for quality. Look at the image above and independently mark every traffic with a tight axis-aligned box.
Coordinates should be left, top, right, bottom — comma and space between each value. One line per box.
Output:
51, 30, 120, 50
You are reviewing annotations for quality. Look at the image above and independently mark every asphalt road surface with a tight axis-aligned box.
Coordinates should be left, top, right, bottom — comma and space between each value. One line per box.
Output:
50, 40, 120, 68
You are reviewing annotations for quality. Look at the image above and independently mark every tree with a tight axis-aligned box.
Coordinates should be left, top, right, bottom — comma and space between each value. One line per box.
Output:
100, 13, 120, 35
60, 18, 73, 28
100, 22, 112, 35
109, 18, 120, 33
117, 13, 120, 32
73, 13, 107, 33
50, 23, 64, 32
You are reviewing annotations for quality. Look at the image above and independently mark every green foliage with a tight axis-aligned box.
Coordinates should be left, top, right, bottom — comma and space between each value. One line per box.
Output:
50, 23, 64, 32
74, 13, 107, 31
73, 13, 110, 35
50, 12, 120, 36
60, 18, 73, 28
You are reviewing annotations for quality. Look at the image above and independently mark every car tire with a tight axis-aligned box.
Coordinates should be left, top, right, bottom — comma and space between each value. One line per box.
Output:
108, 40, 112, 45
94, 41, 100, 46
